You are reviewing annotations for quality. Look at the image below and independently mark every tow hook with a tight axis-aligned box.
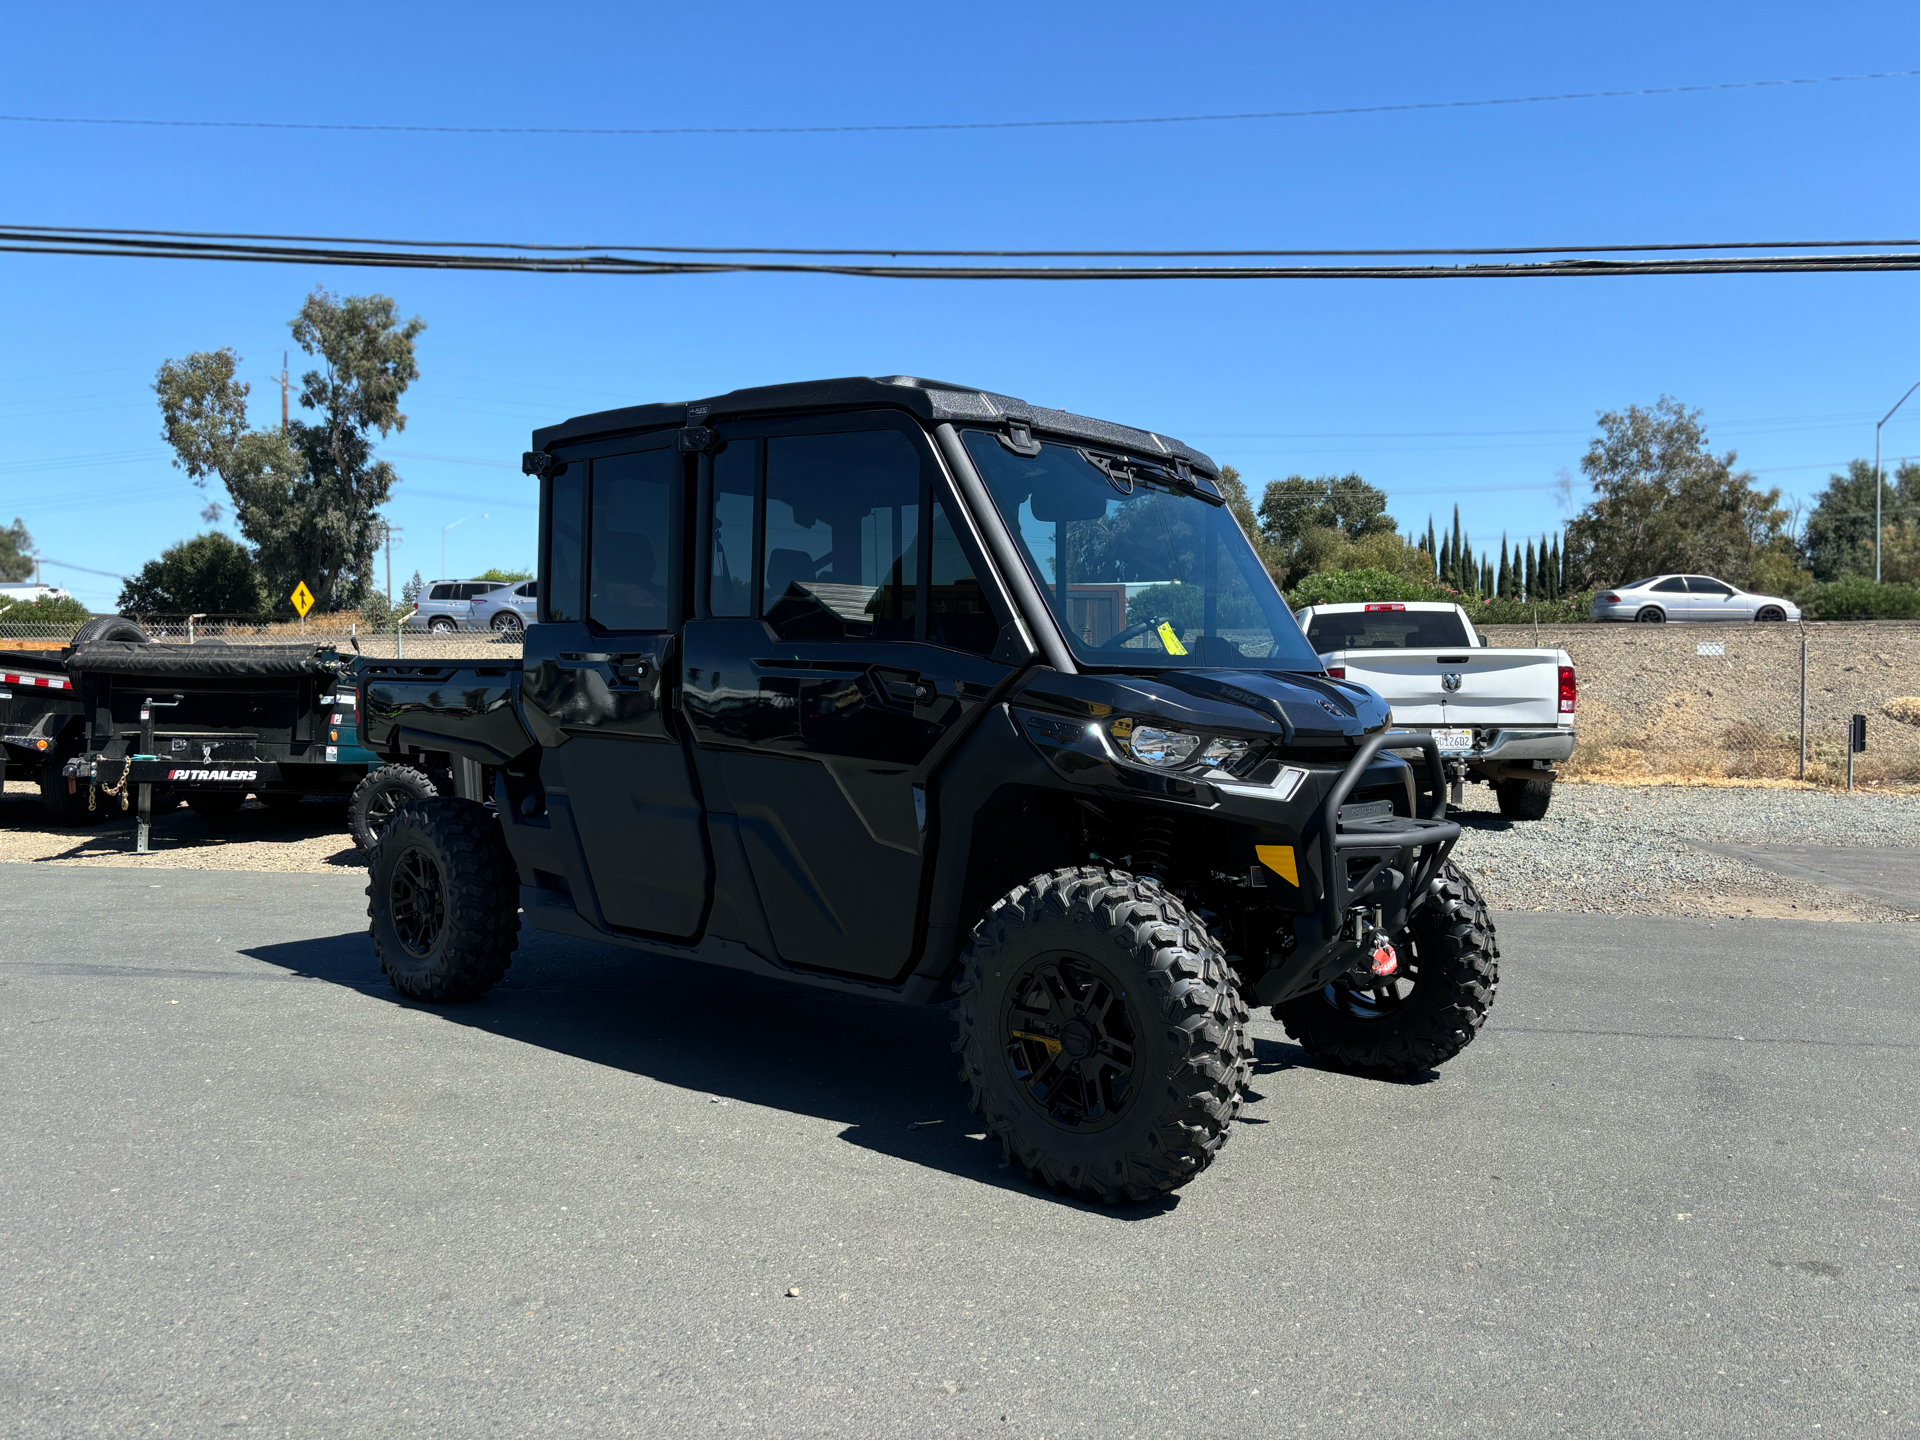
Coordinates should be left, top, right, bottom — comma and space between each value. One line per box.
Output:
1368, 935, 1399, 977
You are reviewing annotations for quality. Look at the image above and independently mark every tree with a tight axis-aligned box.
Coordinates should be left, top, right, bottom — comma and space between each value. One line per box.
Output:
1256, 472, 1397, 586
0, 517, 35, 583
401, 570, 425, 606
475, 568, 534, 583
1801, 459, 1920, 582
156, 288, 424, 613
116, 533, 265, 615
1563, 397, 1789, 589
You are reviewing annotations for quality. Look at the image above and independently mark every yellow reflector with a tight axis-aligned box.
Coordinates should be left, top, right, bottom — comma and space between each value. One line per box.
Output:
1256, 844, 1299, 885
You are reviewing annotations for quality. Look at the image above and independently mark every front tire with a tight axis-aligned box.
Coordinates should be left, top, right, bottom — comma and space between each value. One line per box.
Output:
1495, 776, 1553, 820
349, 763, 442, 854
367, 797, 517, 1002
954, 867, 1252, 1205
1275, 861, 1499, 1078
1755, 606, 1785, 622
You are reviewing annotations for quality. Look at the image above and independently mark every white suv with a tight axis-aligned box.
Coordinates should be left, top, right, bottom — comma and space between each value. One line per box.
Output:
407, 579, 509, 632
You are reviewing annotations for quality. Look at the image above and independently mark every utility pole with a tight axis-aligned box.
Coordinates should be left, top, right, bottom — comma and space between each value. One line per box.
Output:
1874, 381, 1919, 582
280, 350, 290, 430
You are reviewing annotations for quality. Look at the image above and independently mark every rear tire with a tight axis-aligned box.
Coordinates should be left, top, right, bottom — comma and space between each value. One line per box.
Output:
490, 611, 523, 633
185, 791, 247, 817
349, 764, 443, 854
367, 797, 518, 1002
954, 867, 1252, 1204
1275, 861, 1499, 1078
1495, 776, 1554, 820
428, 617, 457, 635
1635, 607, 1665, 623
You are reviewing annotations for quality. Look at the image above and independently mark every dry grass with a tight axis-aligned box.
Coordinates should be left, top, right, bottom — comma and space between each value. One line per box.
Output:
1885, 696, 1921, 727
1562, 699, 1919, 788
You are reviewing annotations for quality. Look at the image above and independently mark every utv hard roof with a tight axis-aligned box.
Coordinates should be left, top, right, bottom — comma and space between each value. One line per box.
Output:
529, 375, 1221, 478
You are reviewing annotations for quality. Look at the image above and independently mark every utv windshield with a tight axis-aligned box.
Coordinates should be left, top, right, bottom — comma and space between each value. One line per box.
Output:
964, 431, 1323, 671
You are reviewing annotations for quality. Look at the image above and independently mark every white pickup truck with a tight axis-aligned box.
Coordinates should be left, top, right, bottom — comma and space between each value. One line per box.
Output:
1294, 600, 1576, 820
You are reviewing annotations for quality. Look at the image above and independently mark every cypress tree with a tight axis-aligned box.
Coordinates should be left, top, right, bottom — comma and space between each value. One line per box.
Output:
1425, 516, 1438, 577
1552, 533, 1565, 596
1450, 507, 1463, 588
1482, 558, 1494, 596
1524, 539, 1536, 601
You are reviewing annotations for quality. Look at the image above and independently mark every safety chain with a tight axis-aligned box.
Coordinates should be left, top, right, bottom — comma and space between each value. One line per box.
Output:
94, 760, 133, 813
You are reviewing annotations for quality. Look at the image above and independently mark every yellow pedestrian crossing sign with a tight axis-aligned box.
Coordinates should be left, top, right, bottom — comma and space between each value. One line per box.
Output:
290, 581, 315, 618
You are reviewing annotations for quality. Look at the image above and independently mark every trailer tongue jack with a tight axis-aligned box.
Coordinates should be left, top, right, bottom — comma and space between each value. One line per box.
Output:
134, 695, 181, 855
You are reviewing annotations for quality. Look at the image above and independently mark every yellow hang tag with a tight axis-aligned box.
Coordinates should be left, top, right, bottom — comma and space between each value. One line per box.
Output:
1156, 621, 1188, 656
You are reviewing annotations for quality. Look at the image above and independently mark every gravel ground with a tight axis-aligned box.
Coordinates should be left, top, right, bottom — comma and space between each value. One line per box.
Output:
1452, 779, 1919, 920
6, 777, 1916, 919
0, 781, 361, 873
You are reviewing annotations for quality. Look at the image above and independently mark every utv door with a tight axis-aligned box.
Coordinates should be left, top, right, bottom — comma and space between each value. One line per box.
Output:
679, 412, 1020, 981
521, 436, 712, 939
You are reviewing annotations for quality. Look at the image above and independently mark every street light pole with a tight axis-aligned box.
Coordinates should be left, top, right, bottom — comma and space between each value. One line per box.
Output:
1873, 381, 1919, 582
442, 513, 488, 579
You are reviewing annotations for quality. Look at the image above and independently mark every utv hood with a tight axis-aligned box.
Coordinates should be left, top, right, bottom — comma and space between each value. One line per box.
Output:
1137, 668, 1391, 743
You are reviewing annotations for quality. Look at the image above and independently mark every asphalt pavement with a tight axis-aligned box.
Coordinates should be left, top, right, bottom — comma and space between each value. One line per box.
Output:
2, 865, 1915, 1439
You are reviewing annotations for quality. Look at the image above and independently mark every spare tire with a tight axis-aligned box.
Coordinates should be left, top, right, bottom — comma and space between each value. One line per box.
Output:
71, 616, 151, 646
350, 764, 443, 854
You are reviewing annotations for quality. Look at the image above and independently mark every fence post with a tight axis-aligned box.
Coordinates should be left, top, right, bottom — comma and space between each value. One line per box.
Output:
1798, 630, 1807, 780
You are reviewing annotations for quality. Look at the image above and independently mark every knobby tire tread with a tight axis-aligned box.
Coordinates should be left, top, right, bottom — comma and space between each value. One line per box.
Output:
1277, 861, 1499, 1077
367, 796, 519, 1002
952, 866, 1253, 1206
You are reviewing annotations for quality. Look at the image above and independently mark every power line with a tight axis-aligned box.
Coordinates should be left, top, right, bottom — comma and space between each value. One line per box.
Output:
6, 224, 1912, 260
1, 227, 1913, 279
0, 71, 1912, 139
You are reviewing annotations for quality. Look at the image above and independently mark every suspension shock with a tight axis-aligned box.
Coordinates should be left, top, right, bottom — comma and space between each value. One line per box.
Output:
1133, 813, 1176, 880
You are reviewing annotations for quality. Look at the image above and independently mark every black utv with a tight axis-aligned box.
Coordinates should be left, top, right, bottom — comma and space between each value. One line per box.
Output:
360, 377, 1499, 1204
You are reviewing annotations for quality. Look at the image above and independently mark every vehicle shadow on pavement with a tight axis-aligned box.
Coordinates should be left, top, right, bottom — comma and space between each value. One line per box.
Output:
240, 926, 1184, 1218
1246, 1034, 1441, 1087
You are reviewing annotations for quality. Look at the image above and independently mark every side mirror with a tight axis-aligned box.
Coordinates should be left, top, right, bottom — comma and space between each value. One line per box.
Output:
1476, 632, 1490, 647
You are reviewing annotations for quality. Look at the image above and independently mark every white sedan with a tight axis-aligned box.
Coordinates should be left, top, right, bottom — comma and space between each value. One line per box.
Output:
1590, 574, 1800, 623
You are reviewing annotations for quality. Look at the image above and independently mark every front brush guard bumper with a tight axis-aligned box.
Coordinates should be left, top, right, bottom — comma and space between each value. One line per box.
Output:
1253, 730, 1462, 1007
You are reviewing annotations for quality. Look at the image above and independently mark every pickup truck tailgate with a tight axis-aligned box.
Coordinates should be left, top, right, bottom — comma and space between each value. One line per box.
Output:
1332, 648, 1562, 728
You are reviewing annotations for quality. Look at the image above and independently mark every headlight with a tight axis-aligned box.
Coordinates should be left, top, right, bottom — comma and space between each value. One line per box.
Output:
1125, 725, 1201, 768
1197, 737, 1249, 767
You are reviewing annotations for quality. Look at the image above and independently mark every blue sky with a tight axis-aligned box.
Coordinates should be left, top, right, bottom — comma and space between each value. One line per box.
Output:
2, 1, 1915, 608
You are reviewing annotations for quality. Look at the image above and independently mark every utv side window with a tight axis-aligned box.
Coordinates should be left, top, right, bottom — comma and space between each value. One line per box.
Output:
545, 465, 585, 622
709, 441, 755, 618
762, 430, 919, 641
928, 498, 998, 656
590, 448, 681, 632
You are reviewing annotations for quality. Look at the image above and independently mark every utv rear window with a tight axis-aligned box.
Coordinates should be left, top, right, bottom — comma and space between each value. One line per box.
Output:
545, 465, 585, 622
590, 448, 681, 632
1304, 611, 1470, 651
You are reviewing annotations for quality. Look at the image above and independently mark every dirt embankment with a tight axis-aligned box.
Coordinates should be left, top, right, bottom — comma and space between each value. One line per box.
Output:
1480, 620, 1919, 786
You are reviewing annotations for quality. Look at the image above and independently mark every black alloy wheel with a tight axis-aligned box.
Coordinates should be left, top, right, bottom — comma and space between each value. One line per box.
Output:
1756, 606, 1785, 622
388, 845, 446, 957
1635, 607, 1666, 623
1000, 953, 1141, 1133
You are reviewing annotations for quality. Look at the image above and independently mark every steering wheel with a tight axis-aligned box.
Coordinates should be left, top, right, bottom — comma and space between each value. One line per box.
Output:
1091, 618, 1161, 651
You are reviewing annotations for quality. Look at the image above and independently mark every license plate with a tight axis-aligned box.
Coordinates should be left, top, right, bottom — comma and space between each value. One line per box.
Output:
1432, 727, 1473, 755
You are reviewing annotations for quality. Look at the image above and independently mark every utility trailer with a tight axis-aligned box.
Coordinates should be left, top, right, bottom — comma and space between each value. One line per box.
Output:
59, 637, 381, 848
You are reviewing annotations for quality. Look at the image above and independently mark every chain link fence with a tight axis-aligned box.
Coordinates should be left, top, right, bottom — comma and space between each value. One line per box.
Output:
0, 617, 523, 662
1481, 620, 1920, 786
